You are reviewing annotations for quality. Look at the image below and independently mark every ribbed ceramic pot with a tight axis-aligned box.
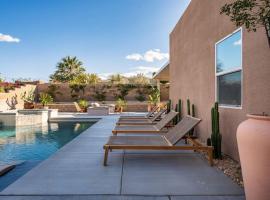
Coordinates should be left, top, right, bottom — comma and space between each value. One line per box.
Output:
237, 114, 270, 200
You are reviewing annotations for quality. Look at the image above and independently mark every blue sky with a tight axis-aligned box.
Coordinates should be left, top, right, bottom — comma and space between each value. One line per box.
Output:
0, 0, 190, 81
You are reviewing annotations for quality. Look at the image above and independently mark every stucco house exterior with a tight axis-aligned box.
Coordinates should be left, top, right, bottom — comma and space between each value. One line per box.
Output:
168, 0, 270, 160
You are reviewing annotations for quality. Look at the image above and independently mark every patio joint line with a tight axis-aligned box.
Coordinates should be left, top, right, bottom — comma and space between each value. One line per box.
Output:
119, 150, 125, 195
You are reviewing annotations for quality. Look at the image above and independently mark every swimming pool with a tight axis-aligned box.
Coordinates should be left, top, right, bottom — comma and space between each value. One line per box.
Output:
0, 121, 95, 190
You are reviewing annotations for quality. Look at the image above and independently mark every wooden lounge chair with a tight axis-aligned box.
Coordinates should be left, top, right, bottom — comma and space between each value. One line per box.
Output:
112, 111, 178, 135
119, 106, 159, 120
116, 109, 166, 125
104, 116, 213, 166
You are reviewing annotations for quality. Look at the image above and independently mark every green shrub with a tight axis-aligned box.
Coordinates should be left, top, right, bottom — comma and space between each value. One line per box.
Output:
148, 86, 160, 106
39, 93, 53, 107
78, 99, 89, 112
21, 89, 35, 103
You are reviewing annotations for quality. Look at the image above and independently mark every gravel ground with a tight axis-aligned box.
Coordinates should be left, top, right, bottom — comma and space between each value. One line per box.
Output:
214, 155, 244, 187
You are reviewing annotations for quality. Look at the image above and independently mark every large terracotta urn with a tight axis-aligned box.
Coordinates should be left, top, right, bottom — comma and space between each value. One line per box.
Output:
237, 114, 270, 200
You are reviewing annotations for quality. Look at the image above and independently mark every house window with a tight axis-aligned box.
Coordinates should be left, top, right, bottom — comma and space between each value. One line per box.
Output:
215, 29, 242, 107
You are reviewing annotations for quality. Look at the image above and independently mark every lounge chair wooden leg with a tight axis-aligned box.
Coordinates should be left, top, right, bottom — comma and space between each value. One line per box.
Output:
104, 147, 109, 166
112, 131, 117, 136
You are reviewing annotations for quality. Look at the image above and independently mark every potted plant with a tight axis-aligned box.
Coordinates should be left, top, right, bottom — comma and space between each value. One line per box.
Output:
148, 86, 160, 111
115, 98, 127, 113
21, 90, 35, 109
237, 113, 270, 200
78, 99, 89, 112
39, 93, 53, 109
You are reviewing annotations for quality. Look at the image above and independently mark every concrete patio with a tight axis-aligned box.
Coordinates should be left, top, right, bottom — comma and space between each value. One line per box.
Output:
0, 114, 245, 199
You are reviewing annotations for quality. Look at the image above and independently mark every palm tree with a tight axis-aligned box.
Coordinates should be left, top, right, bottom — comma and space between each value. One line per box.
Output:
50, 56, 86, 83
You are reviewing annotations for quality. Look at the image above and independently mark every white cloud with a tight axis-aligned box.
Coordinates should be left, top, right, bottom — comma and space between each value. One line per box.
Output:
98, 66, 161, 80
233, 39, 241, 46
125, 54, 143, 61
126, 49, 169, 62
0, 33, 20, 43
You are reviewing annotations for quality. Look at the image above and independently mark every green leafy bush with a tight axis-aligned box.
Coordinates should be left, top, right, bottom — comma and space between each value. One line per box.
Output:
39, 93, 53, 107
78, 99, 89, 112
115, 98, 127, 112
148, 86, 160, 106
21, 89, 35, 103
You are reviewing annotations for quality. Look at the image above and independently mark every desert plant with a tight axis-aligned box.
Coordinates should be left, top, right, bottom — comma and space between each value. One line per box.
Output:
6, 94, 18, 110
186, 99, 196, 135
115, 98, 127, 112
78, 99, 89, 112
211, 102, 222, 159
187, 99, 191, 115
167, 99, 172, 114
21, 90, 35, 103
174, 99, 182, 124
39, 93, 53, 107
148, 86, 160, 106
192, 104, 195, 117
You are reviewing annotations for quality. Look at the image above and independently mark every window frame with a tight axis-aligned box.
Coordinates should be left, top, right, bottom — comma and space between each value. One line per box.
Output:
215, 28, 243, 109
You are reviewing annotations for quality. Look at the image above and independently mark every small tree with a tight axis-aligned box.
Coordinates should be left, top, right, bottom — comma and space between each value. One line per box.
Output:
50, 56, 86, 82
220, 0, 270, 46
148, 86, 160, 106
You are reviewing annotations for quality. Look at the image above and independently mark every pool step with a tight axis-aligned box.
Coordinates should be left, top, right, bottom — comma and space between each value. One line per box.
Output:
49, 117, 100, 122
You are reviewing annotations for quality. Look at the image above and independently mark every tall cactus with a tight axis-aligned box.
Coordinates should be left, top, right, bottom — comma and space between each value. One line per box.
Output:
167, 99, 171, 114
211, 102, 222, 159
187, 99, 191, 115
173, 104, 178, 125
6, 94, 18, 110
189, 103, 196, 135
191, 104, 195, 117
173, 99, 182, 124
177, 99, 182, 122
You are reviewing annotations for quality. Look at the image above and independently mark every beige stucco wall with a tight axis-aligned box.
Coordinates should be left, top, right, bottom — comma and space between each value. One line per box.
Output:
170, 0, 270, 160
0, 84, 36, 111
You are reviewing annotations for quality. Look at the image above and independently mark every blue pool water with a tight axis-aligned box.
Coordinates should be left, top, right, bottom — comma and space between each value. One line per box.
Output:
0, 121, 94, 190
